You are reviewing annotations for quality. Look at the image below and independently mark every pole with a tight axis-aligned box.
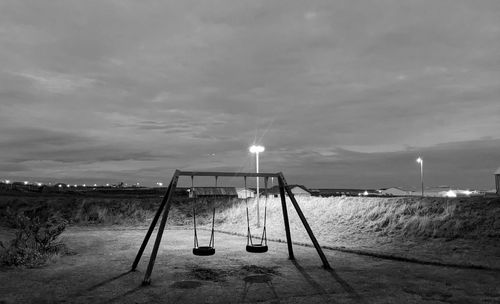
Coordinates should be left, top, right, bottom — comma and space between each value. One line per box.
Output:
280, 173, 331, 269
278, 176, 294, 260
256, 152, 260, 227
420, 161, 424, 197
131, 179, 172, 271
142, 172, 179, 285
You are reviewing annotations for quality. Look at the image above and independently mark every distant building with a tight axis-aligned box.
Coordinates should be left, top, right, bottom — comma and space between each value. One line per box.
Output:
379, 187, 413, 196
266, 185, 312, 197
495, 167, 500, 195
289, 185, 312, 197
236, 188, 255, 199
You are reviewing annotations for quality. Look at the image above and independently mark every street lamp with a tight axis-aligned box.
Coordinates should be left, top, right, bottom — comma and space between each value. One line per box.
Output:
249, 145, 265, 227
416, 157, 424, 197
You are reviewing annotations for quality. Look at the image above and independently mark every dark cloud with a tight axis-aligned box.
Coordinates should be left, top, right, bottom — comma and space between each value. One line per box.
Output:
268, 139, 500, 190
0, 1, 499, 187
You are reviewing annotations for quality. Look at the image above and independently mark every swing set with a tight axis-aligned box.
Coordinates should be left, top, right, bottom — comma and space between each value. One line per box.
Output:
131, 170, 331, 285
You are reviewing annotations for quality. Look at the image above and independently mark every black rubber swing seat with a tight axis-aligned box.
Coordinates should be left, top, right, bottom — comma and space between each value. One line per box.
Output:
193, 246, 215, 256
246, 244, 268, 253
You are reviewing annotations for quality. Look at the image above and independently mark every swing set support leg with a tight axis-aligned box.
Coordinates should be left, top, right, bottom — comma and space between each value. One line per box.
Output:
279, 173, 332, 270
131, 179, 173, 271
278, 176, 294, 260
142, 171, 180, 285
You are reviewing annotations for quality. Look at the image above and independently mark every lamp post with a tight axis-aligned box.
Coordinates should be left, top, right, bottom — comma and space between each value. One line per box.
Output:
416, 157, 424, 197
249, 145, 265, 227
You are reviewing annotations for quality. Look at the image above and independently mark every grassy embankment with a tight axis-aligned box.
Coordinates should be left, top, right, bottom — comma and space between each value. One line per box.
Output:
2, 194, 499, 240
217, 196, 500, 242
1, 193, 499, 267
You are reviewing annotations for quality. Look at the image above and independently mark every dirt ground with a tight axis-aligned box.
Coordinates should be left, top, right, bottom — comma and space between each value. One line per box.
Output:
0, 227, 499, 304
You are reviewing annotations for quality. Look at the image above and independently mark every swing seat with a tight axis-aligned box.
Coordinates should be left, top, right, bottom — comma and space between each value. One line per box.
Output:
246, 244, 268, 253
193, 246, 215, 256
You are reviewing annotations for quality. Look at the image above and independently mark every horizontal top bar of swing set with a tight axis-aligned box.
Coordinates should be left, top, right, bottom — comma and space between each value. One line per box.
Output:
175, 170, 282, 178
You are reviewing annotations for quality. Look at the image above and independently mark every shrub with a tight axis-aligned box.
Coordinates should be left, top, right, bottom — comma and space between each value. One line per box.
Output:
0, 211, 68, 267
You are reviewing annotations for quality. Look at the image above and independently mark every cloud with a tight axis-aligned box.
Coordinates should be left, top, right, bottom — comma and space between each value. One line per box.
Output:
0, 127, 176, 164
0, 1, 499, 187
268, 138, 500, 190
12, 70, 96, 94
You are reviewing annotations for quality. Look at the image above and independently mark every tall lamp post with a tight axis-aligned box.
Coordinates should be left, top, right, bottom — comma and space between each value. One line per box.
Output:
249, 145, 265, 227
416, 157, 424, 197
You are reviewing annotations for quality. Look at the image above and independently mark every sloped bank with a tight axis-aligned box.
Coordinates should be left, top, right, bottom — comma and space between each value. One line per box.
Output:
214, 196, 500, 269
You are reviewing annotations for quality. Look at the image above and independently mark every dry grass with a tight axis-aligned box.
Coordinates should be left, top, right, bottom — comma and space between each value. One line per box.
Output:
214, 196, 500, 247
2, 194, 498, 246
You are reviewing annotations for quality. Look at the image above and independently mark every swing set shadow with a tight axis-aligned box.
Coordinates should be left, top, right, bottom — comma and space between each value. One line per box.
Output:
131, 170, 332, 285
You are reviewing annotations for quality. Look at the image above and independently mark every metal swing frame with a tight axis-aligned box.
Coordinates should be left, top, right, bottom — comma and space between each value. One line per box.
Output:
131, 170, 331, 285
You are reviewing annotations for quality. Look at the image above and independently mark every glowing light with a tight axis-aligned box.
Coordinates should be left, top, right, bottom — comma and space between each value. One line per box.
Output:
67, 185, 70, 188
37, 182, 42, 186
249, 145, 265, 153
83, 184, 86, 187
463, 190, 472, 196
416, 157, 424, 197
445, 190, 457, 198
24, 181, 28, 185
5, 180, 10, 184
94, 184, 97, 187
106, 183, 110, 187
249, 145, 265, 227
363, 190, 369, 196
157, 182, 163, 187
58, 184, 62, 188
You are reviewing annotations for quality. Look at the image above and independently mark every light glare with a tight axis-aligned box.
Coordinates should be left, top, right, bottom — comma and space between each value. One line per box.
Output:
249, 145, 265, 153
445, 190, 457, 198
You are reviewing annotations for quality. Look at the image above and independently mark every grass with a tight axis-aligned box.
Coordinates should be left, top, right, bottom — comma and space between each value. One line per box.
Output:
214, 196, 500, 246
0, 210, 69, 267
1, 193, 498, 253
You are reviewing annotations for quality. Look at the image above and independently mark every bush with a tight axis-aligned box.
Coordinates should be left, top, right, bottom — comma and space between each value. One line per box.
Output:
0, 211, 68, 267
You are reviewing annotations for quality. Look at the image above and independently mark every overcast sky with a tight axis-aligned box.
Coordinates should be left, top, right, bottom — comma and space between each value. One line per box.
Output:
1, 0, 499, 189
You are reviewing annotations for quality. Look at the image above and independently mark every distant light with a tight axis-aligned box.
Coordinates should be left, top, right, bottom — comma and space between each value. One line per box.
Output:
5, 180, 10, 184
94, 184, 97, 187
67, 185, 70, 188
463, 190, 472, 196
83, 184, 86, 187
249, 145, 265, 153
363, 190, 369, 196
58, 184, 62, 188
416, 157, 422, 164
157, 182, 163, 187
74, 184, 77, 187
37, 182, 42, 186
24, 181, 28, 185
445, 190, 457, 198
